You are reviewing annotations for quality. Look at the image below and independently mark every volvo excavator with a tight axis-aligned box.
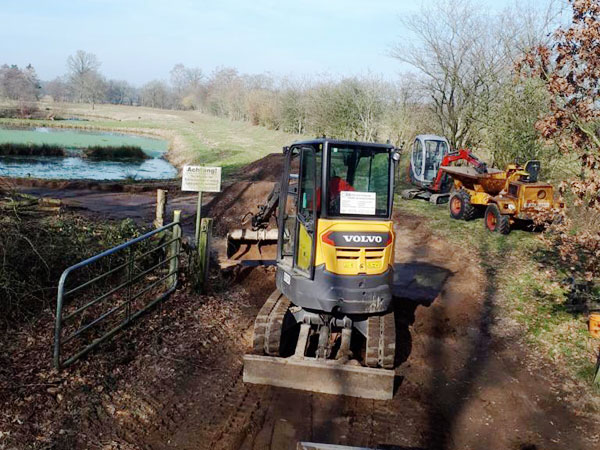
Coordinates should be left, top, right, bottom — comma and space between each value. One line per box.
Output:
227, 138, 401, 400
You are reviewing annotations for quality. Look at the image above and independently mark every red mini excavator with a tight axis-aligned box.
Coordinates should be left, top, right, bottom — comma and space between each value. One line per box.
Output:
402, 134, 488, 204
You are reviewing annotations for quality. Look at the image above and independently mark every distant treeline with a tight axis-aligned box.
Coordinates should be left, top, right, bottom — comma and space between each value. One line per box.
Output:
0, 0, 565, 171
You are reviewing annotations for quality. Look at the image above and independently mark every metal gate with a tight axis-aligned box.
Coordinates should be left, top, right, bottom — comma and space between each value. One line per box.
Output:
53, 213, 182, 369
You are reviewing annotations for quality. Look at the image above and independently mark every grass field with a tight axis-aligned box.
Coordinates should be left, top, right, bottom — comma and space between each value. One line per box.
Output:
397, 196, 598, 393
0, 101, 296, 177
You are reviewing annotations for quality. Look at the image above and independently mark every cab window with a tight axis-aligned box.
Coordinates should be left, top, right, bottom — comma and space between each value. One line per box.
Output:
327, 145, 390, 218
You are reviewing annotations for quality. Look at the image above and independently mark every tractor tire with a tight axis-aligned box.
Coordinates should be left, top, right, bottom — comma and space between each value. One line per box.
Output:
484, 204, 510, 235
449, 190, 476, 221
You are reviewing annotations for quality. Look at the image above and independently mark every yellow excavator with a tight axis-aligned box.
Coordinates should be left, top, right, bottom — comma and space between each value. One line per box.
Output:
228, 138, 401, 400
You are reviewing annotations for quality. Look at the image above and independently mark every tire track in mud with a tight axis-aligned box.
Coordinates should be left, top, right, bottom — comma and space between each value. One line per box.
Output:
204, 369, 268, 450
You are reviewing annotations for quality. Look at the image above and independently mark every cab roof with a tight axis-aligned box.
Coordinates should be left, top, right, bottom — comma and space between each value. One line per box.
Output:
290, 138, 395, 150
415, 134, 448, 142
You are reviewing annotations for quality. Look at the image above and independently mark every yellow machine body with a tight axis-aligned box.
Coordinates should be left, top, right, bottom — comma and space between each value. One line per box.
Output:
451, 165, 559, 219
312, 219, 395, 276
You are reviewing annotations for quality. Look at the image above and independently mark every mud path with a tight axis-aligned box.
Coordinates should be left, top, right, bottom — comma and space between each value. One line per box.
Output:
114, 211, 597, 450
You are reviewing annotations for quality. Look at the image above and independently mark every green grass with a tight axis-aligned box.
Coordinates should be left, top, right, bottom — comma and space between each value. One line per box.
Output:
396, 195, 598, 389
0, 101, 297, 177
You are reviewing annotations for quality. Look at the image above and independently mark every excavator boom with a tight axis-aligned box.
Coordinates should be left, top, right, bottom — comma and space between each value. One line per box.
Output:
226, 183, 280, 261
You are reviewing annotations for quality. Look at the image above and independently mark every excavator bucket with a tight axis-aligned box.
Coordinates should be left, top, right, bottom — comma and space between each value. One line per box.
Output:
226, 228, 278, 261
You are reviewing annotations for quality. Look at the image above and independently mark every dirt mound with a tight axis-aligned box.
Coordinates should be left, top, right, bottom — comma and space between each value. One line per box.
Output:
206, 180, 277, 237
232, 153, 284, 182
205, 153, 283, 238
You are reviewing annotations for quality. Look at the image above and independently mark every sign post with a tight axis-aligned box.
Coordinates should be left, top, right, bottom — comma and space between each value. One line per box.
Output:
182, 165, 222, 291
181, 165, 222, 245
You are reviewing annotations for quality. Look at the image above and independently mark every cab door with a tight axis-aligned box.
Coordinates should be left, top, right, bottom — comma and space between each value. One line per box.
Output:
277, 146, 317, 278
295, 147, 317, 277
411, 138, 424, 183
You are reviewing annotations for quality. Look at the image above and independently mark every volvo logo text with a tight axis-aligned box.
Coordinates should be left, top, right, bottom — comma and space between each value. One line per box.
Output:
323, 231, 391, 248
342, 235, 383, 244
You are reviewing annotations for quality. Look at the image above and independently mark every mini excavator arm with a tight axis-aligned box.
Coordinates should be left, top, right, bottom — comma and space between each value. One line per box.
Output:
248, 182, 280, 230
431, 148, 487, 192
226, 182, 281, 261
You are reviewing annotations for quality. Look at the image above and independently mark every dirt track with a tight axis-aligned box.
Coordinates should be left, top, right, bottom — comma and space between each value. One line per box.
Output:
9, 154, 599, 449
119, 210, 595, 450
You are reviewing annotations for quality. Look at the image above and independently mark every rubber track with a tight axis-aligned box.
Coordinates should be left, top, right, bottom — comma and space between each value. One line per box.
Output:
252, 290, 283, 354
379, 312, 396, 369
366, 316, 380, 368
265, 295, 291, 356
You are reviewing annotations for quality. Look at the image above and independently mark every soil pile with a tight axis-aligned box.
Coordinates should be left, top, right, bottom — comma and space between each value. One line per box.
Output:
206, 180, 279, 237
231, 153, 284, 182
206, 153, 284, 237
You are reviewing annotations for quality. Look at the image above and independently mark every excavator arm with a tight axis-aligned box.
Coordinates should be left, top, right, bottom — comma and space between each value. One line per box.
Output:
226, 182, 281, 261
248, 182, 280, 230
432, 148, 487, 192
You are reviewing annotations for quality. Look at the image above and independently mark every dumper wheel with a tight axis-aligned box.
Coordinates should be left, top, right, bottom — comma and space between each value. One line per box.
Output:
449, 190, 476, 221
484, 204, 510, 235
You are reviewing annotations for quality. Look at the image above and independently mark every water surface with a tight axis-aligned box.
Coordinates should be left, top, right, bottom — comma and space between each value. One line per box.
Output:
0, 127, 176, 180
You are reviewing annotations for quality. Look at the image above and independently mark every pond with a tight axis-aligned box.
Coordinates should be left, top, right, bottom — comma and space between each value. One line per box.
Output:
0, 127, 177, 181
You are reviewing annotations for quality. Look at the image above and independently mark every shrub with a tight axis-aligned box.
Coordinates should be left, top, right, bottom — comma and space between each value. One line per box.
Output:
0, 142, 65, 156
83, 145, 149, 160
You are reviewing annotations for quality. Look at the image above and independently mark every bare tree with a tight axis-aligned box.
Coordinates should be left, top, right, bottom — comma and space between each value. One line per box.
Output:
43, 76, 70, 102
67, 50, 100, 77
499, 0, 564, 64
0, 64, 40, 101
106, 79, 136, 105
170, 64, 204, 109
66, 50, 105, 107
391, 0, 561, 149
384, 75, 439, 147
391, 0, 511, 148
141, 80, 172, 109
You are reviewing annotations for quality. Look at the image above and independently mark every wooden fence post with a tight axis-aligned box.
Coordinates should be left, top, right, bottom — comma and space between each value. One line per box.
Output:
154, 189, 168, 228
196, 217, 213, 291
169, 210, 181, 289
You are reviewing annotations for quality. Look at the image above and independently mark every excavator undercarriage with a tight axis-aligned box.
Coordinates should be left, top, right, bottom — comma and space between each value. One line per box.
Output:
244, 290, 396, 399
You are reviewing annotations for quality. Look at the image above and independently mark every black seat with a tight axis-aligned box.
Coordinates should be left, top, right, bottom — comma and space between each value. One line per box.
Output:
524, 160, 541, 183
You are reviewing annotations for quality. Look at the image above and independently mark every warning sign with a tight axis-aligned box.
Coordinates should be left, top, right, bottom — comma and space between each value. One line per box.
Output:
340, 191, 376, 215
181, 166, 222, 192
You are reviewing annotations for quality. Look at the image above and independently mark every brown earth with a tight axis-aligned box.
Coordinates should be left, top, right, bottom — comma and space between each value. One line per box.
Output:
2, 153, 599, 449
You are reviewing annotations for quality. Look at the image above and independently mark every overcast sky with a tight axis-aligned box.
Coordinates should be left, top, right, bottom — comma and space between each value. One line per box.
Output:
0, 0, 555, 85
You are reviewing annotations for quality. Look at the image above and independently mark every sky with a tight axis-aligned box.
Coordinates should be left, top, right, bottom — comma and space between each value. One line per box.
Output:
0, 0, 555, 86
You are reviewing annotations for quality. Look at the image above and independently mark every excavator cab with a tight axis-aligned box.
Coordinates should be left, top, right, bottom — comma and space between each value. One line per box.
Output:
241, 139, 402, 400
409, 135, 450, 188
403, 134, 453, 204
